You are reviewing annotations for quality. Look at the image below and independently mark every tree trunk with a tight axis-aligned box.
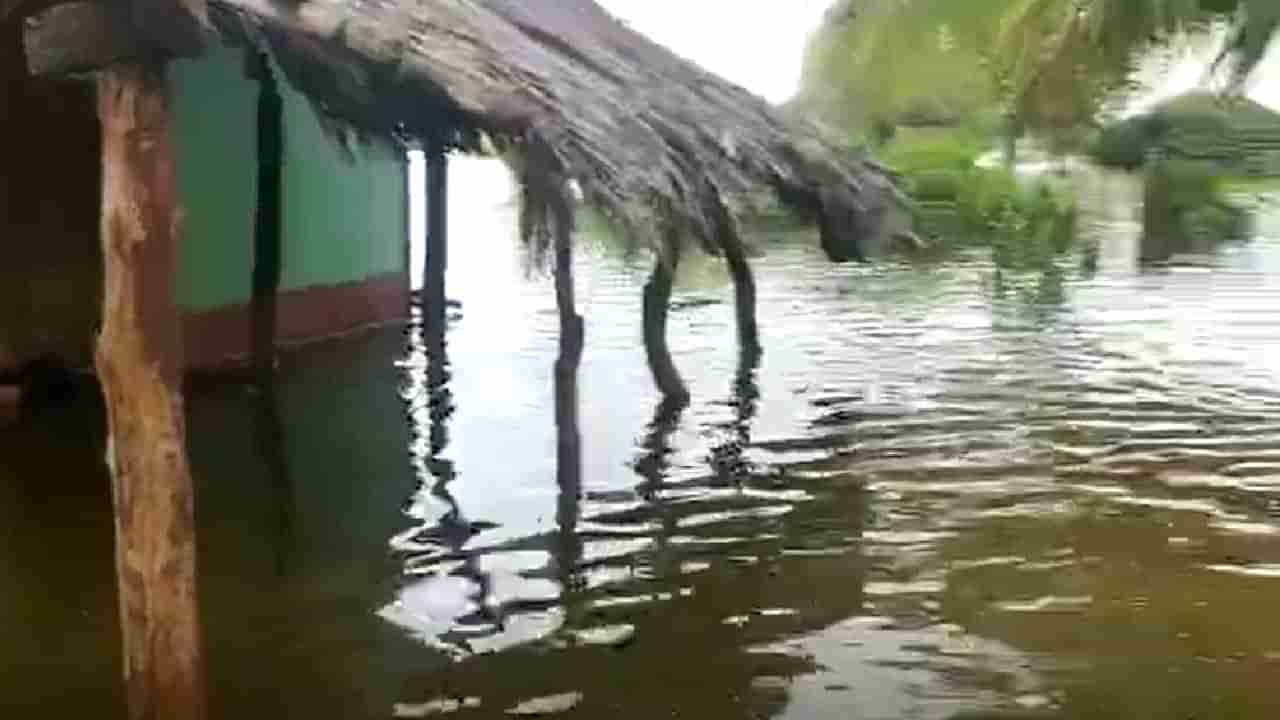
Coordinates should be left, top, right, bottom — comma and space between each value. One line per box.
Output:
96, 63, 204, 720
643, 237, 688, 401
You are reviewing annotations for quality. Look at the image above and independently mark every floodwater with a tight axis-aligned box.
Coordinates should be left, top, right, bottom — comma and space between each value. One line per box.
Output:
5, 166, 1280, 719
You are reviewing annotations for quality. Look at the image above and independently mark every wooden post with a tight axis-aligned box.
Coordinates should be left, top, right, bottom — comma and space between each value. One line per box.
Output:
643, 232, 689, 401
246, 51, 291, 572
250, 50, 283, 384
422, 135, 451, 458
96, 63, 204, 720
703, 186, 761, 361
722, 245, 759, 358
550, 188, 583, 492
424, 136, 449, 333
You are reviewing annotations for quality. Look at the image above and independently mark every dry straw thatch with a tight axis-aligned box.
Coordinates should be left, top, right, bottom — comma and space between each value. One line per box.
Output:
206, 0, 899, 261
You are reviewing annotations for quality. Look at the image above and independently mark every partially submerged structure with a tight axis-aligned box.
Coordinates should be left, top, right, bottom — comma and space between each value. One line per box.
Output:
1, 17, 409, 376
0, 1, 898, 717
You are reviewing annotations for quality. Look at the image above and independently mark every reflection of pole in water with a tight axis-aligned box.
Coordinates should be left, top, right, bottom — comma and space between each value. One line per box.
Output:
553, 356, 584, 595
550, 177, 584, 595
423, 311, 453, 459
634, 396, 687, 581
635, 397, 686, 499
252, 380, 294, 579
708, 349, 762, 483
405, 290, 501, 649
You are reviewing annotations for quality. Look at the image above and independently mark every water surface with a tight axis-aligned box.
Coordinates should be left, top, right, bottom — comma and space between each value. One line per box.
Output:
3, 168, 1280, 719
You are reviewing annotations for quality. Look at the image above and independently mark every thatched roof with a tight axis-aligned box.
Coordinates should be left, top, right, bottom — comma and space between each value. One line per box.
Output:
11, 0, 901, 261
219, 0, 900, 261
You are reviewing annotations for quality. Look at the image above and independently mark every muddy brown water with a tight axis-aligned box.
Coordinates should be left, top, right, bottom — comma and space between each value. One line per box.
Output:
3, 168, 1280, 718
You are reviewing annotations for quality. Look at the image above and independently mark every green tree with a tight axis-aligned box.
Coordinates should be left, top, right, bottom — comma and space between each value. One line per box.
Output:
800, 0, 1277, 142
797, 0, 1022, 140
994, 0, 1278, 136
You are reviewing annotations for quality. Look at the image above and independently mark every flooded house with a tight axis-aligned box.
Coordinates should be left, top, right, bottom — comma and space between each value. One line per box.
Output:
0, 1, 896, 717
0, 15, 410, 381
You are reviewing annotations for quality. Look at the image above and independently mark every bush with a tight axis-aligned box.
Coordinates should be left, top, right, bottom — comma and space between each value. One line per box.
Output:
876, 127, 1079, 269
1141, 159, 1250, 261
1091, 116, 1159, 170
879, 128, 987, 175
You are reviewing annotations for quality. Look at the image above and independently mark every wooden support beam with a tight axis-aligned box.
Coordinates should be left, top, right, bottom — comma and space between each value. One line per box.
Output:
23, 0, 205, 77
250, 50, 284, 384
420, 137, 453, 461
96, 62, 204, 720
423, 136, 449, 330
703, 189, 761, 361
722, 242, 760, 360
552, 198, 583, 587
550, 188, 583, 488
643, 232, 689, 402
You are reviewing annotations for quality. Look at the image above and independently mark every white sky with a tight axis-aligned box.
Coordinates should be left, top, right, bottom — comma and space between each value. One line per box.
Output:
1236, 37, 1279, 109
1127, 27, 1280, 114
595, 0, 838, 103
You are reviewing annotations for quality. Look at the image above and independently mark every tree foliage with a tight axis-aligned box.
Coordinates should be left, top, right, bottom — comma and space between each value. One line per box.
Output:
995, 0, 1277, 132
798, 0, 1019, 137
799, 0, 1278, 139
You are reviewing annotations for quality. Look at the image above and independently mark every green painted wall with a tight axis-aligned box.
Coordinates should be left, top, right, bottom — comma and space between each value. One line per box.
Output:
170, 46, 407, 311
280, 87, 408, 292
171, 48, 256, 310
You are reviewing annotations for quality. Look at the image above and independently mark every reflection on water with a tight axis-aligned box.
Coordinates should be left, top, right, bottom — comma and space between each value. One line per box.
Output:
385, 161, 1280, 718
4, 160, 1280, 718
0, 331, 424, 717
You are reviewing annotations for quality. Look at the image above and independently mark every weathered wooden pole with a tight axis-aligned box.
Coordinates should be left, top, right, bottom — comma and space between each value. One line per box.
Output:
706, 190, 761, 361
250, 50, 284, 384
246, 52, 292, 572
550, 187, 584, 488
96, 62, 205, 720
23, 3, 208, 718
722, 243, 760, 358
423, 135, 449, 333
421, 134, 451, 462
643, 231, 689, 401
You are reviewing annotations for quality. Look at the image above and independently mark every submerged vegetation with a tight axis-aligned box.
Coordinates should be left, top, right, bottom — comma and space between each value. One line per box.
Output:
1141, 158, 1253, 261
882, 129, 1077, 267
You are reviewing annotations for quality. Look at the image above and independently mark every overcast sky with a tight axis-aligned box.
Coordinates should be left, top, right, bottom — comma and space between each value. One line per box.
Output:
1130, 27, 1280, 113
596, 0, 837, 103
